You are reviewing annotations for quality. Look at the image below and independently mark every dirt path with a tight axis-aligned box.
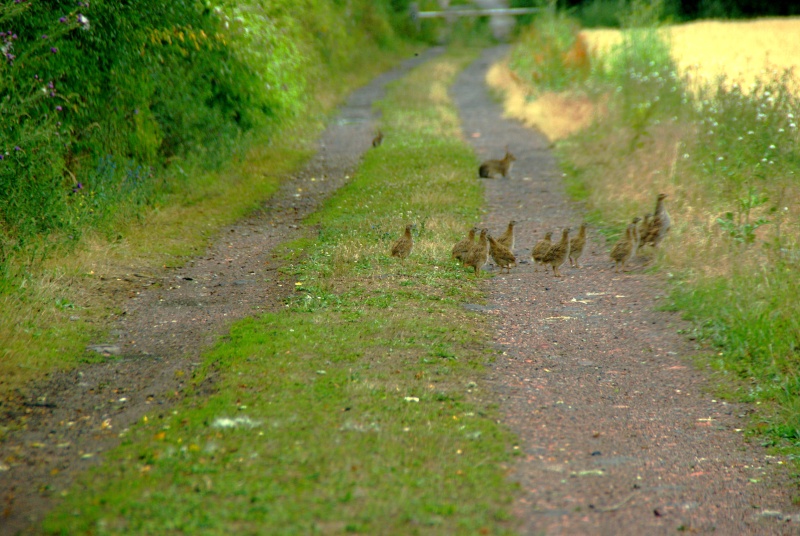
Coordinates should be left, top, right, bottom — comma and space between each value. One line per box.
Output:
452, 47, 799, 535
0, 48, 440, 536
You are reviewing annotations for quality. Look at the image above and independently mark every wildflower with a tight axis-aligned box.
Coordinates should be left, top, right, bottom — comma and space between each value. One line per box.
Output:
682, 153, 690, 159
50, 47, 58, 54
769, 144, 776, 150
717, 156, 724, 161
42, 34, 48, 39
59, 17, 67, 23
14, 146, 20, 151
77, 14, 90, 30
56, 105, 62, 111
0, 155, 4, 160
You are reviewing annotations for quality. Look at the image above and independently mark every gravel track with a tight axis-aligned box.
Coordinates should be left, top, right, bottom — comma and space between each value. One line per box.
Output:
452, 47, 798, 535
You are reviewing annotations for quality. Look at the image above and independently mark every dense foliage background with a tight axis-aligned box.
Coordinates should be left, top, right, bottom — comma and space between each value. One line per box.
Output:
0, 0, 432, 266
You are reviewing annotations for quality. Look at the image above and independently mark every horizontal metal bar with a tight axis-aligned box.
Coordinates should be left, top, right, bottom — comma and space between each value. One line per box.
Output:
415, 7, 541, 19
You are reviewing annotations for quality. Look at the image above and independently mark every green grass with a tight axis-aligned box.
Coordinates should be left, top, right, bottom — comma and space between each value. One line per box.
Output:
43, 48, 520, 535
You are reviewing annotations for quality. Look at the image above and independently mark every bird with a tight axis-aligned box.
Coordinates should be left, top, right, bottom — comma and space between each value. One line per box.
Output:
610, 223, 636, 272
531, 231, 553, 271
636, 214, 651, 252
541, 227, 571, 277
488, 233, 517, 274
497, 220, 517, 251
478, 148, 516, 179
391, 224, 414, 259
372, 129, 383, 148
630, 216, 642, 252
641, 194, 671, 249
569, 223, 587, 268
451, 227, 477, 262
463, 228, 489, 276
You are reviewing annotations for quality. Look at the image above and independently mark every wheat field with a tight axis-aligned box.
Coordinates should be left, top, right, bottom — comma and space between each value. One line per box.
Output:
583, 18, 800, 90
490, 18, 800, 141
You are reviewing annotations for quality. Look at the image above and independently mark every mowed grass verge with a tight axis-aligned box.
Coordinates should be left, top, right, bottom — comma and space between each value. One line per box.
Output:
43, 49, 519, 535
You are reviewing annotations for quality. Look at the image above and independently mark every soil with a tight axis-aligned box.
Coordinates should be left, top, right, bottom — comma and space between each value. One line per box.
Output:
452, 47, 799, 535
1, 45, 798, 536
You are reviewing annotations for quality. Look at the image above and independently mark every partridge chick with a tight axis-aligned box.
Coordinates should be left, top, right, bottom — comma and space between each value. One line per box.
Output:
636, 214, 651, 252
464, 228, 489, 276
630, 216, 642, 252
641, 194, 671, 248
610, 223, 636, 272
497, 220, 517, 251
531, 231, 553, 271
451, 227, 477, 262
569, 223, 588, 268
478, 149, 516, 179
541, 227, 571, 277
391, 224, 414, 259
488, 234, 517, 274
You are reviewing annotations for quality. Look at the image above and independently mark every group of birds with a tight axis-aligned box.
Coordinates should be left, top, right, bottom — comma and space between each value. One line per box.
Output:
385, 141, 671, 276
609, 193, 671, 272
390, 192, 671, 277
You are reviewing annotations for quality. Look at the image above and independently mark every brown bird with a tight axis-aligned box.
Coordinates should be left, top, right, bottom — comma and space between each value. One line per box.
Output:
636, 214, 651, 251
541, 227, 571, 277
372, 129, 383, 148
478, 148, 516, 179
531, 231, 553, 271
630, 216, 642, 252
488, 233, 517, 274
569, 223, 588, 268
497, 220, 517, 251
463, 228, 489, 276
451, 227, 477, 262
391, 224, 414, 259
610, 223, 636, 272
641, 194, 671, 249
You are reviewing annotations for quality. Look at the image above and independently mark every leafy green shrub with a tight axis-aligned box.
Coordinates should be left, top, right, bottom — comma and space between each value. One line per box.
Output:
508, 6, 591, 91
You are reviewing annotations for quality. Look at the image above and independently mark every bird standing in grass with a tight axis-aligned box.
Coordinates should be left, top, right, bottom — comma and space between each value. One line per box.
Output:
541, 227, 571, 277
372, 129, 383, 148
452, 227, 477, 262
497, 220, 517, 251
464, 228, 489, 276
391, 224, 414, 259
630, 216, 642, 252
569, 223, 587, 268
488, 233, 517, 274
531, 231, 553, 271
641, 193, 671, 249
610, 223, 636, 272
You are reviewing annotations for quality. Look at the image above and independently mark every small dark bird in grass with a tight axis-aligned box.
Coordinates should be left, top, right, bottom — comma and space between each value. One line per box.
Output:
391, 224, 414, 259
372, 129, 383, 148
452, 227, 477, 262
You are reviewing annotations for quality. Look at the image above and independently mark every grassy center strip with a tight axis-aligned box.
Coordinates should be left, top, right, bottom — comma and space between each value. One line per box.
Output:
43, 48, 519, 535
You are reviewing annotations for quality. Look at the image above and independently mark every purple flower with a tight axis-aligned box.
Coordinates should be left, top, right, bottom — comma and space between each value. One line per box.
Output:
14, 146, 21, 151
56, 105, 63, 111
48, 81, 54, 89
0, 155, 4, 160
59, 17, 68, 23
42, 34, 48, 39
50, 47, 58, 54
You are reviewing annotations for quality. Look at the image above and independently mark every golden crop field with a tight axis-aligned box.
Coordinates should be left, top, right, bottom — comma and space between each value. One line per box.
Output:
582, 18, 800, 90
